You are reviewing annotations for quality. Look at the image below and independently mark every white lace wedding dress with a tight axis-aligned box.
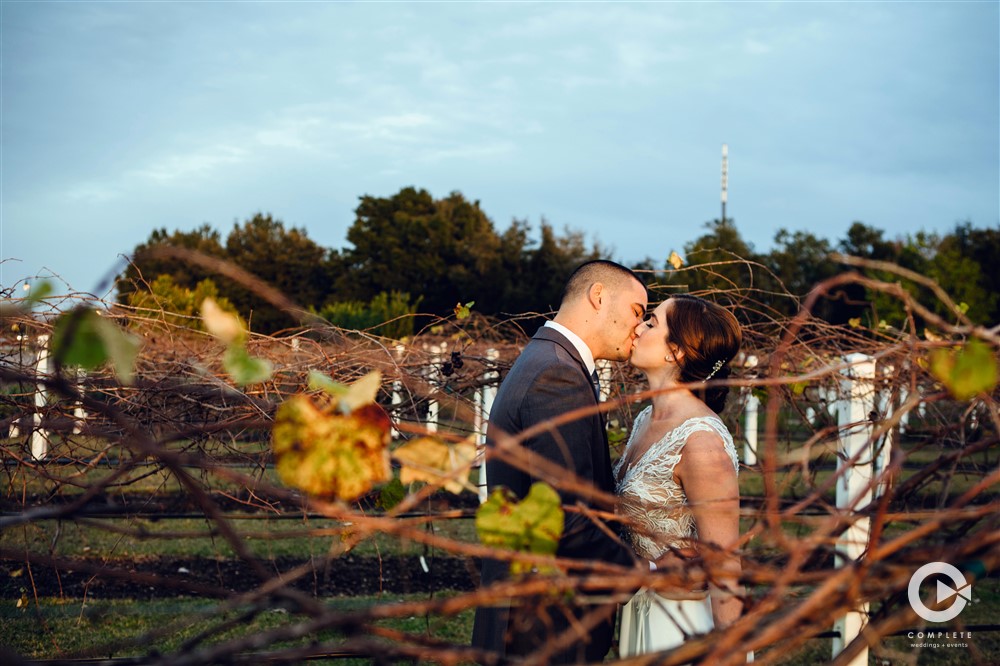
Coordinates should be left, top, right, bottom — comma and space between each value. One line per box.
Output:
614, 407, 740, 658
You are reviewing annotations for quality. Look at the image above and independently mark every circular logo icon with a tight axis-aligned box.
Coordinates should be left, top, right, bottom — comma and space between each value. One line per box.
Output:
908, 562, 971, 623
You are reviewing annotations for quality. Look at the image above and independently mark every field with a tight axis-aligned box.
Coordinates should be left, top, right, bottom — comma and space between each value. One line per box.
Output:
2, 430, 997, 665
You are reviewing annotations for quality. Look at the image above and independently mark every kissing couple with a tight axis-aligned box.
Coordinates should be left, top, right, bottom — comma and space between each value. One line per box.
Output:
472, 259, 750, 663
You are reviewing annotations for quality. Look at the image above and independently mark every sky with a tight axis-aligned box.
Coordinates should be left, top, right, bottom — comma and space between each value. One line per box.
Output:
1, 1, 998, 298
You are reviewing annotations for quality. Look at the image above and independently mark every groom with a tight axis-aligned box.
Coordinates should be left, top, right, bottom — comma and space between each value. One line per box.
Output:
472, 259, 649, 663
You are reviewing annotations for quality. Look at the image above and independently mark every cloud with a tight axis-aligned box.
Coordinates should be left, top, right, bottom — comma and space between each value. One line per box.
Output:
65, 183, 121, 203
744, 39, 772, 55
131, 144, 249, 184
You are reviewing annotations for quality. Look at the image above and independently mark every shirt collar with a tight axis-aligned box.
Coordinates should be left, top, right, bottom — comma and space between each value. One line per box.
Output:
543, 320, 596, 375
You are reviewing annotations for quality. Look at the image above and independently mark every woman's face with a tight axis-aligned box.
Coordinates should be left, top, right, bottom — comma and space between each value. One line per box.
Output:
629, 300, 676, 371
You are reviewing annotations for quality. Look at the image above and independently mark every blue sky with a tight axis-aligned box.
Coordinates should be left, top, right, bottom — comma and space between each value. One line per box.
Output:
2, 1, 998, 297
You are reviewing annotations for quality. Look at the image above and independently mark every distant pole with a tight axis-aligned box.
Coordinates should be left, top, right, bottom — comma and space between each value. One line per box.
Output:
721, 143, 729, 222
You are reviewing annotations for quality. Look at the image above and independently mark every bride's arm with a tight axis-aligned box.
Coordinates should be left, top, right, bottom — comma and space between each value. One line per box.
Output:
674, 432, 744, 627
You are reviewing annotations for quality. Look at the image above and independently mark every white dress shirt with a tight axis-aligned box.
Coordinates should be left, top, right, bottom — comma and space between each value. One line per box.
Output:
543, 320, 596, 376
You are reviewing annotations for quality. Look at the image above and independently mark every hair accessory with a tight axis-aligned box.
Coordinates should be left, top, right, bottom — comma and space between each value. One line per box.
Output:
704, 359, 725, 382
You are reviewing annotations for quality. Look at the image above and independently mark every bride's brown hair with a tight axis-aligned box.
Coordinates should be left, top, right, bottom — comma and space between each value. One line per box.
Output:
663, 294, 742, 413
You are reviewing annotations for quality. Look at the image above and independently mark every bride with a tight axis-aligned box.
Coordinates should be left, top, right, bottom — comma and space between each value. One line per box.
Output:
615, 294, 748, 659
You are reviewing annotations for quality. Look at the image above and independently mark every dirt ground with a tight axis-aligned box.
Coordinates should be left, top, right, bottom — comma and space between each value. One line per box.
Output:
1, 554, 479, 600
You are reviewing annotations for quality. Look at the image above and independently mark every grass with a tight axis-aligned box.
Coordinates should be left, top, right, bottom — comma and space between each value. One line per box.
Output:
3, 431, 995, 663
1, 513, 479, 562
750, 576, 1000, 666
0, 594, 477, 664
3, 581, 996, 664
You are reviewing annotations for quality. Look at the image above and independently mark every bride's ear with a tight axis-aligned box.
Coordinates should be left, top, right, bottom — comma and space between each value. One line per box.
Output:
665, 343, 684, 365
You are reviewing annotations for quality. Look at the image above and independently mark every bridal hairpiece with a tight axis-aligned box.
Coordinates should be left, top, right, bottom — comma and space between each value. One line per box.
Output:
704, 359, 725, 382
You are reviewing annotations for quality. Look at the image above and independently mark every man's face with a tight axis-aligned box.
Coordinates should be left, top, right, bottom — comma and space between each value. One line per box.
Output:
597, 279, 648, 361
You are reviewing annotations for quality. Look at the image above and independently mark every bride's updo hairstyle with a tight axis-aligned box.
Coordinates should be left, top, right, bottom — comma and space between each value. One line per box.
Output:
663, 294, 742, 413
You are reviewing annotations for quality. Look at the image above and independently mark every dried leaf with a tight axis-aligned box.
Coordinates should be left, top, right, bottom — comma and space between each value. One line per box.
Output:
667, 251, 684, 270
924, 328, 943, 342
340, 371, 382, 413
272, 396, 391, 501
393, 435, 478, 494
201, 297, 244, 345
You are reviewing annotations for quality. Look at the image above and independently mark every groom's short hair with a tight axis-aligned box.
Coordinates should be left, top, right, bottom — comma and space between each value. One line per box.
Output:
561, 259, 645, 305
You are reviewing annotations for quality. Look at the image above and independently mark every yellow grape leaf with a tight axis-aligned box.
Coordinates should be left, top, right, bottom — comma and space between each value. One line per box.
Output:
308, 370, 382, 414
848, 318, 862, 329
667, 251, 684, 270
201, 297, 244, 344
924, 328, 944, 342
475, 482, 564, 575
340, 371, 382, 413
929, 339, 998, 401
272, 395, 392, 501
393, 435, 478, 494
454, 301, 475, 320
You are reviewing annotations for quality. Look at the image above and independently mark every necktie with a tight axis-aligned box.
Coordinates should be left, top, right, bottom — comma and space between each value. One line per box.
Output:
590, 369, 601, 401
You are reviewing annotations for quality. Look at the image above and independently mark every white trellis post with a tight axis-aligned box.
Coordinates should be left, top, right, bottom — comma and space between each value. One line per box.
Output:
31, 334, 50, 461
10, 339, 22, 439
742, 354, 759, 466
476, 348, 499, 503
391, 344, 405, 438
70, 369, 87, 435
743, 390, 759, 466
873, 362, 896, 499
832, 353, 876, 665
426, 343, 443, 434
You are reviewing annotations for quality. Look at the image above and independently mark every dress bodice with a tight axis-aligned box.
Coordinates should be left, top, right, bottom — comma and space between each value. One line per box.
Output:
614, 407, 739, 560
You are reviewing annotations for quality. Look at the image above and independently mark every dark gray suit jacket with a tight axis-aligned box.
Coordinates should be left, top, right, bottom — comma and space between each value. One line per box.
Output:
471, 326, 636, 663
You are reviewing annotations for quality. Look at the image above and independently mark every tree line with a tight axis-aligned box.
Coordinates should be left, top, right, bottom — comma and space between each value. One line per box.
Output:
118, 186, 999, 336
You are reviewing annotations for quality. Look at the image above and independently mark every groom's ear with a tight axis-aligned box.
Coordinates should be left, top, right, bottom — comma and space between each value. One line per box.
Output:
588, 282, 604, 309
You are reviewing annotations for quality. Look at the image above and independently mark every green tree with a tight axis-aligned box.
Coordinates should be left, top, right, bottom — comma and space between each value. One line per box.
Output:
118, 224, 226, 300
126, 275, 238, 330
223, 213, 333, 334
830, 222, 904, 327
761, 229, 839, 319
934, 222, 1000, 325
341, 188, 504, 315
317, 291, 422, 340
678, 218, 758, 297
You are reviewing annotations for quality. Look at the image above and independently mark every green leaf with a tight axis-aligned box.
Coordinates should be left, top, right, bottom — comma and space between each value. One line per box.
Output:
475, 482, 564, 574
308, 370, 348, 397
378, 477, 406, 510
454, 301, 475, 320
51, 308, 140, 384
929, 338, 998, 401
25, 281, 54, 306
223, 345, 273, 386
